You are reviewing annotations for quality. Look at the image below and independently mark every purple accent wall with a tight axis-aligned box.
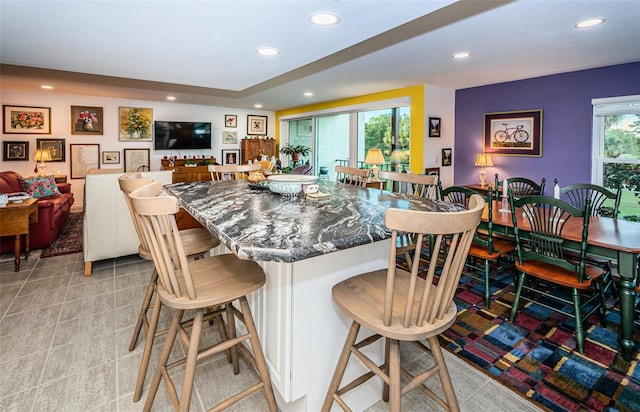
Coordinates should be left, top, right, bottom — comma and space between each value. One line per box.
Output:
454, 62, 640, 194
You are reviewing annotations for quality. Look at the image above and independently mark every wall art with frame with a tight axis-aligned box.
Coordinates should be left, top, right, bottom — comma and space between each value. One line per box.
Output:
222, 131, 238, 144
428, 117, 441, 138
70, 144, 100, 179
119, 107, 153, 141
3, 105, 51, 134
424, 167, 440, 176
102, 151, 120, 165
222, 149, 240, 165
36, 138, 66, 162
2, 141, 29, 161
225, 114, 237, 128
124, 148, 150, 172
71, 106, 103, 135
483, 109, 543, 157
442, 148, 452, 167
247, 115, 268, 136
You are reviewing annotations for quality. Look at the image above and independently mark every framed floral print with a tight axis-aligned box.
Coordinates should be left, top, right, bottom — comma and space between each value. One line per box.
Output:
2, 141, 29, 161
225, 114, 237, 128
3, 105, 51, 134
119, 107, 153, 141
36, 138, 66, 162
71, 106, 103, 135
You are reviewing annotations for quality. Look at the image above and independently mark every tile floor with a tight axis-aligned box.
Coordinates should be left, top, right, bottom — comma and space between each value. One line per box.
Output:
0, 251, 545, 412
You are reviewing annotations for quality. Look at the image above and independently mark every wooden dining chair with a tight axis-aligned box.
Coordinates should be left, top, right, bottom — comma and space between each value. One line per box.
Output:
377, 170, 439, 199
335, 165, 369, 187
118, 172, 221, 402
559, 180, 621, 295
129, 181, 277, 412
378, 171, 440, 272
209, 163, 262, 181
440, 185, 516, 308
255, 159, 274, 174
322, 195, 485, 412
508, 194, 607, 354
495, 174, 546, 200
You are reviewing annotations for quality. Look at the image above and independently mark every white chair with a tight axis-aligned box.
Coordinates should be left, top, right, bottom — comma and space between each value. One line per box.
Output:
209, 163, 262, 181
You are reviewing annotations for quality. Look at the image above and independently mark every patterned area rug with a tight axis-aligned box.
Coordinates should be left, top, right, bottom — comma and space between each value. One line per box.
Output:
40, 212, 83, 258
443, 267, 640, 412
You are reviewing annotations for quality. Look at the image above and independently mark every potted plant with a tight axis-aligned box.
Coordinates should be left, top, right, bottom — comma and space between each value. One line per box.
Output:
280, 144, 311, 162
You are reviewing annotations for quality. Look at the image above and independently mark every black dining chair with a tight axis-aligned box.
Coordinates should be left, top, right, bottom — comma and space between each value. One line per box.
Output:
495, 174, 546, 200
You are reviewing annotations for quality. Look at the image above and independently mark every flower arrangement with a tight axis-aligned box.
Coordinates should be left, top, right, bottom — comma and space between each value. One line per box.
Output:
121, 108, 151, 137
11, 111, 44, 129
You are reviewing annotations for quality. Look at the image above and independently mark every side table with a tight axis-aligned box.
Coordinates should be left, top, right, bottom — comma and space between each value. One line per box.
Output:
0, 198, 38, 271
54, 174, 68, 184
463, 183, 494, 198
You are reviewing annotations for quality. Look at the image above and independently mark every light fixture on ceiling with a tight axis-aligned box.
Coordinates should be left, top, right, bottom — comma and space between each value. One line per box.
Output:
257, 47, 280, 56
254, 104, 263, 109
309, 12, 341, 26
166, 96, 176, 101
41, 85, 53, 90
304, 92, 313, 97
575, 18, 605, 28
453, 52, 470, 59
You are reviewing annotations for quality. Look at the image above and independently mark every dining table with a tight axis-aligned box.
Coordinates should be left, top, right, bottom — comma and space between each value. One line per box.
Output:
483, 201, 640, 361
164, 179, 467, 412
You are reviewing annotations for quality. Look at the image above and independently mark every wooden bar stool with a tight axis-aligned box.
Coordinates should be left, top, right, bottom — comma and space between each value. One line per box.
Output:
118, 172, 220, 402
322, 195, 485, 412
129, 181, 277, 412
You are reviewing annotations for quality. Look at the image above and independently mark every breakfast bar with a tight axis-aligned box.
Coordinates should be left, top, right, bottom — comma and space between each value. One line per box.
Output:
164, 179, 464, 411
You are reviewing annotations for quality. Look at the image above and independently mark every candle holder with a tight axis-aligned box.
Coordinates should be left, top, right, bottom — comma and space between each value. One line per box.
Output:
499, 195, 510, 213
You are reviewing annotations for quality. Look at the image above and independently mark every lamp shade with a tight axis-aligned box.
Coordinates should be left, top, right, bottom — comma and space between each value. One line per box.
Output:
474, 153, 493, 167
34, 149, 52, 162
365, 148, 385, 165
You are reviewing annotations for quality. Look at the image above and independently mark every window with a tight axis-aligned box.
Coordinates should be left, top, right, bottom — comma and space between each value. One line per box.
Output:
592, 96, 640, 221
281, 100, 410, 180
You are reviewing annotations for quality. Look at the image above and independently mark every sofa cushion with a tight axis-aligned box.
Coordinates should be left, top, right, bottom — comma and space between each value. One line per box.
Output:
20, 175, 61, 198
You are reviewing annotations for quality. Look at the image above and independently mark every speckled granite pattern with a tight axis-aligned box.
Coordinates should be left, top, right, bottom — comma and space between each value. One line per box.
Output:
164, 180, 465, 263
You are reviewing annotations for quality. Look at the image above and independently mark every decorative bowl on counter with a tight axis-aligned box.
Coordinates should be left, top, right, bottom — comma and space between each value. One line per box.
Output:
267, 174, 317, 196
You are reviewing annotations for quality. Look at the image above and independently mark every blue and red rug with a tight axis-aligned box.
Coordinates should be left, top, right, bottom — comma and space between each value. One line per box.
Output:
443, 269, 640, 412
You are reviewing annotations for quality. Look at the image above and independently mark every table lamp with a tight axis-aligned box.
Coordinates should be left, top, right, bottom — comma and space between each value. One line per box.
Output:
34, 149, 52, 176
474, 153, 493, 186
365, 148, 385, 181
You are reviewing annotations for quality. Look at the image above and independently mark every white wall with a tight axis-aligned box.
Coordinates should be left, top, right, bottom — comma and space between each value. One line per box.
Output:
1, 89, 274, 205
423, 85, 455, 187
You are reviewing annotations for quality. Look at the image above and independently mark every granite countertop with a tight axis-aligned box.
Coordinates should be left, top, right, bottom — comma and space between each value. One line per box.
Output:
164, 180, 465, 263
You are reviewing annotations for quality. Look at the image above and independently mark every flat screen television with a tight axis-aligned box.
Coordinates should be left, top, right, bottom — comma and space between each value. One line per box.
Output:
154, 121, 212, 150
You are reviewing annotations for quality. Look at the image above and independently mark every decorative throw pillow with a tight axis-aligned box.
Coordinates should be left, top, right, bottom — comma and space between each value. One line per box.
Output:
20, 175, 61, 198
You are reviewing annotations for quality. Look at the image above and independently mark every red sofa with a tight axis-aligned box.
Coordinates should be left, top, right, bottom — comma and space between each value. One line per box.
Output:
0, 171, 74, 253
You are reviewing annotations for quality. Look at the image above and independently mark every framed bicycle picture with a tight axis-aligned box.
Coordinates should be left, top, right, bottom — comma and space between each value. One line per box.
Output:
483, 109, 543, 157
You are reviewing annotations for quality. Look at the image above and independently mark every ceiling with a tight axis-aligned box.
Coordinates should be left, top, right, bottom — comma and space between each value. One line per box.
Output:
1, 0, 639, 111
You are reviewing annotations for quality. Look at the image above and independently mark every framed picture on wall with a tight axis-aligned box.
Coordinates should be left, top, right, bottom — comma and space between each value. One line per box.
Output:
124, 148, 150, 172
3, 105, 51, 134
424, 167, 440, 176
119, 107, 153, 141
247, 115, 267, 135
222, 131, 238, 144
70, 144, 100, 178
36, 138, 66, 162
441, 148, 452, 167
222, 149, 240, 165
225, 114, 237, 128
102, 151, 120, 164
483, 109, 543, 157
2, 141, 29, 161
71, 106, 103, 135
428, 117, 441, 137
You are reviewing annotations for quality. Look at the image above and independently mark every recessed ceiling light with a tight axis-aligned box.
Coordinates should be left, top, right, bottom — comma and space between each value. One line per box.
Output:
304, 92, 313, 97
453, 52, 470, 59
575, 18, 605, 28
41, 85, 53, 90
257, 47, 279, 56
166, 96, 176, 101
309, 12, 341, 26
254, 104, 263, 109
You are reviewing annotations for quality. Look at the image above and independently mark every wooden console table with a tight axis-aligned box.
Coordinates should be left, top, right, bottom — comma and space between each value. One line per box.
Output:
0, 198, 38, 271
